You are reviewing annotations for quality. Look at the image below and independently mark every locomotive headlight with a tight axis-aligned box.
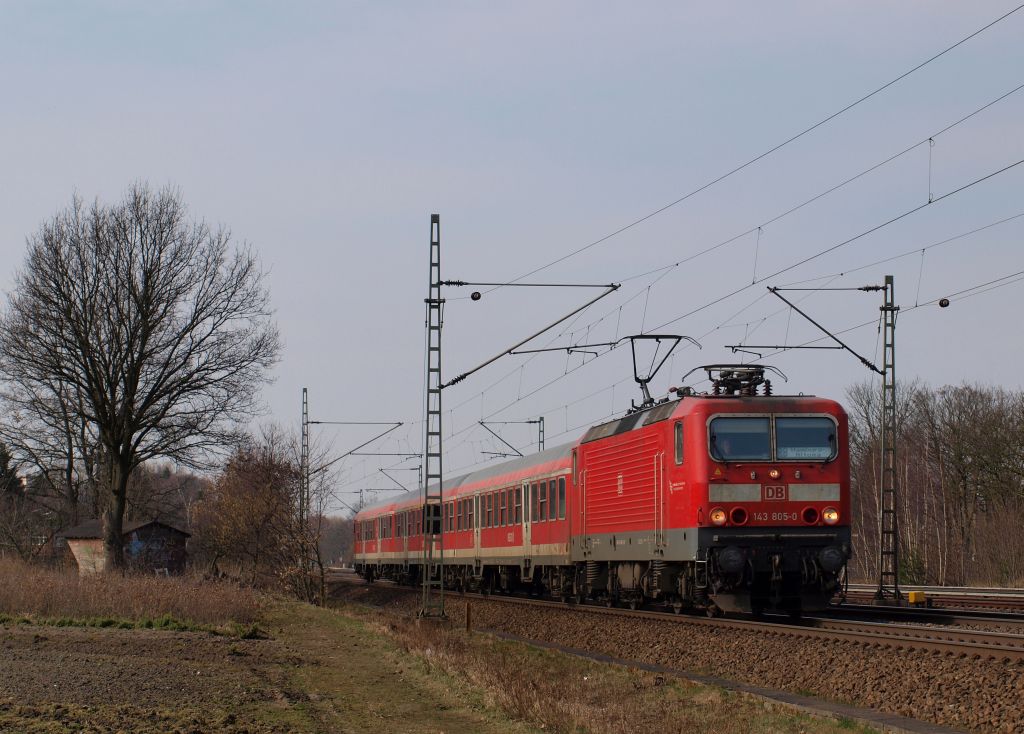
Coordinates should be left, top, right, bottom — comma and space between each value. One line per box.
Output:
769, 469, 781, 480
710, 507, 727, 526
822, 507, 840, 525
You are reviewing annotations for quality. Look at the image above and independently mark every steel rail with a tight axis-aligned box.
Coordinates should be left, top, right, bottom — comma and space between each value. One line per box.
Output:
328, 573, 1024, 663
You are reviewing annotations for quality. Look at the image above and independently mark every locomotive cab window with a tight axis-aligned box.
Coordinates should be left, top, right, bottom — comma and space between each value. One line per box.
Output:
776, 416, 837, 460
709, 417, 771, 461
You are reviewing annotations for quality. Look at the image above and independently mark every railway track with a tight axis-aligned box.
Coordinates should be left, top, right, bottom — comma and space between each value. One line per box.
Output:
329, 571, 1024, 662
822, 602, 1024, 632
457, 589, 1024, 663
843, 583, 1024, 612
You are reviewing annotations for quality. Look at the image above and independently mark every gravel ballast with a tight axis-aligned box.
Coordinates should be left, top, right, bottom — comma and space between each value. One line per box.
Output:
331, 580, 1023, 733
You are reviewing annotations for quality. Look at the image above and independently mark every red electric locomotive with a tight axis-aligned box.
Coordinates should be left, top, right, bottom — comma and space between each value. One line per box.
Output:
354, 364, 851, 616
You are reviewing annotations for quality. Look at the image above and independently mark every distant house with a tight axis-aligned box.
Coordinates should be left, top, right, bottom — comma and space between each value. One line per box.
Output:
58, 519, 190, 575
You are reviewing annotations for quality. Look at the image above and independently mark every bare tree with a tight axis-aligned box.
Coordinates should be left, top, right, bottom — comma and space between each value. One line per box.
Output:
0, 184, 280, 569
189, 424, 342, 603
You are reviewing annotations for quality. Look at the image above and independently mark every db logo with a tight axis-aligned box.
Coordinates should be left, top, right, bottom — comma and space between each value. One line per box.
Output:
764, 485, 787, 501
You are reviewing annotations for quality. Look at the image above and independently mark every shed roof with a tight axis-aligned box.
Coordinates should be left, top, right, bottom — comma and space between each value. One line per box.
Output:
59, 518, 191, 540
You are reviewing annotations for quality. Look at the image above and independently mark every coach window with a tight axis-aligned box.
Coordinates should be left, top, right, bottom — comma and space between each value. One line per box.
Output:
674, 422, 684, 465
515, 487, 522, 523
558, 477, 566, 519
548, 480, 557, 521
538, 481, 547, 522
529, 483, 537, 521
505, 489, 513, 526
485, 493, 492, 527
472, 496, 477, 529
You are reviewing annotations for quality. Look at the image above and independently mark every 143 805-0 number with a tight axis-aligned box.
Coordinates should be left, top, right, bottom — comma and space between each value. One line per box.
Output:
753, 512, 799, 522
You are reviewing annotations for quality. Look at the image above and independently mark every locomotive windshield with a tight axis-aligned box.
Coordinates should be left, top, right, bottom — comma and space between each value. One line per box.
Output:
776, 417, 836, 460
709, 415, 837, 462
709, 417, 771, 461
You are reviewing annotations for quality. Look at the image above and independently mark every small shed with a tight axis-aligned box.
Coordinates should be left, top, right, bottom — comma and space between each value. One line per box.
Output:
59, 518, 190, 575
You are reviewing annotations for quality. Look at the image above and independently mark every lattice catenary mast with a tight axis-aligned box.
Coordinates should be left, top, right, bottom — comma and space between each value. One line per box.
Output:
420, 214, 446, 618
876, 275, 901, 601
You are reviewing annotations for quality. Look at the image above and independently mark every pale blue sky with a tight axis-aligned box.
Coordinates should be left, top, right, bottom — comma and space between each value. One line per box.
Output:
2, 2, 1022, 507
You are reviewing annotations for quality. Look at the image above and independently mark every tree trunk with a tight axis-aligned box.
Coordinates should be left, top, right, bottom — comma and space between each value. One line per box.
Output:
102, 458, 131, 571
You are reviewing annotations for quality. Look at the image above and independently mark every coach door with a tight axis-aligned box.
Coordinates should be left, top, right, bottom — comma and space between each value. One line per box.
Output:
522, 481, 531, 550
473, 493, 481, 557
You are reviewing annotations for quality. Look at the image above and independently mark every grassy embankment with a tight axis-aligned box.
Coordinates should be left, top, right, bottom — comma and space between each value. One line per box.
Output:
0, 560, 875, 733
329, 599, 876, 734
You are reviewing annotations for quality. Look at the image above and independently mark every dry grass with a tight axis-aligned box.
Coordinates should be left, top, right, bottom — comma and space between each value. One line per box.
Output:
0, 558, 262, 626
350, 607, 872, 734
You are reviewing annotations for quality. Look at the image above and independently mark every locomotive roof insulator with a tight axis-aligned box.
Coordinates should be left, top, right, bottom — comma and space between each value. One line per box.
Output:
682, 363, 787, 397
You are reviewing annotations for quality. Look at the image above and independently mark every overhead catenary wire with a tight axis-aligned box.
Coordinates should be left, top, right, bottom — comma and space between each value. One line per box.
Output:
489, 4, 1024, 290
346, 265, 1024, 506
436, 200, 1024, 471
648, 156, 1024, 333
337, 48, 1024, 511
617, 79, 1024, 287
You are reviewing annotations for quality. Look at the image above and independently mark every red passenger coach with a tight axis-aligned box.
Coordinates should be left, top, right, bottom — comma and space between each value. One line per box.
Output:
354, 365, 851, 616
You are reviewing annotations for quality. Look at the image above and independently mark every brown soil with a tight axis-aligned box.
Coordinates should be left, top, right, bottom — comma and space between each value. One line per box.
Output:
0, 602, 540, 734
0, 625, 297, 733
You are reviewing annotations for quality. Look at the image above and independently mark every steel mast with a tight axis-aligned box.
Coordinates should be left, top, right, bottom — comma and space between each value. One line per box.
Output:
875, 275, 901, 601
420, 214, 446, 618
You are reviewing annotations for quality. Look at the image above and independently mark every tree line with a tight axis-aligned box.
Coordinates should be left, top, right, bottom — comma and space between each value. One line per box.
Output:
847, 380, 1024, 586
